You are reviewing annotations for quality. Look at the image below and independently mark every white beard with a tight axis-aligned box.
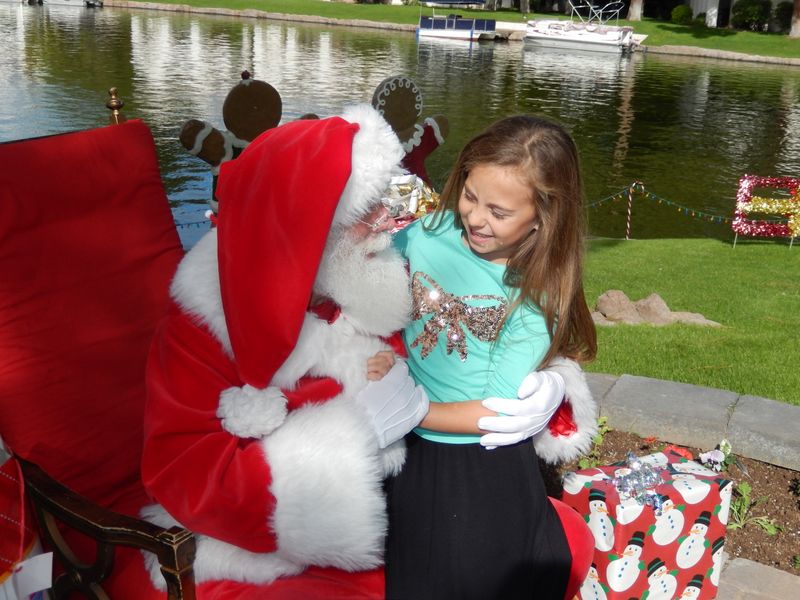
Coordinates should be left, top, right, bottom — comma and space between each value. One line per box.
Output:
313, 227, 411, 337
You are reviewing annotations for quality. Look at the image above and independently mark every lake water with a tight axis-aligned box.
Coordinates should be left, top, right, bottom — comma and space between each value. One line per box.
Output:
3, 3, 800, 247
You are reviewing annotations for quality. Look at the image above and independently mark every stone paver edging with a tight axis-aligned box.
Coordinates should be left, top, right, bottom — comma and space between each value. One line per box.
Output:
717, 558, 800, 599
586, 373, 800, 471
587, 373, 800, 597
640, 44, 800, 67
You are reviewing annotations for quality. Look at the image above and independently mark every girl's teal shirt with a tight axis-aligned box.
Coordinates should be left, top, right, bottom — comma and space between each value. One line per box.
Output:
393, 213, 550, 444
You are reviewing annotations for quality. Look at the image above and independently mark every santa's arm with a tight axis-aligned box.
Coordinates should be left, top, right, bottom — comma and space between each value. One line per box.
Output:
142, 308, 280, 553
467, 357, 596, 463
408, 359, 596, 463
142, 307, 387, 569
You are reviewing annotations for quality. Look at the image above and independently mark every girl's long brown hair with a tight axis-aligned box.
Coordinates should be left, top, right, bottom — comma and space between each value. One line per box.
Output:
432, 115, 597, 367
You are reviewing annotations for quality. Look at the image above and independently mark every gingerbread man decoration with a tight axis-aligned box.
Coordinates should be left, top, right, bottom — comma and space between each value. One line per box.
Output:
179, 71, 317, 211
371, 75, 449, 186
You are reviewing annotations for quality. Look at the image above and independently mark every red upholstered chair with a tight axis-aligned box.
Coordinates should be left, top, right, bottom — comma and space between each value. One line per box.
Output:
0, 118, 194, 598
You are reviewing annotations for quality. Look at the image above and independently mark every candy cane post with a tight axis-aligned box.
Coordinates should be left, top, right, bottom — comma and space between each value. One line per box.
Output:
732, 175, 800, 248
625, 181, 645, 240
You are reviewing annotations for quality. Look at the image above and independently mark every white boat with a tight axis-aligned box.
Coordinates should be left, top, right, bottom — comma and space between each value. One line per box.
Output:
524, 19, 642, 54
417, 14, 496, 42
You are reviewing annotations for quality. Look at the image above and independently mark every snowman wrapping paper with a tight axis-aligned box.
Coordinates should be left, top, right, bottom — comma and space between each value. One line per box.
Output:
563, 450, 733, 600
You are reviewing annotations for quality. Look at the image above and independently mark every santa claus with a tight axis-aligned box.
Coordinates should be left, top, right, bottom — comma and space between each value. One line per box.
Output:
139, 104, 596, 598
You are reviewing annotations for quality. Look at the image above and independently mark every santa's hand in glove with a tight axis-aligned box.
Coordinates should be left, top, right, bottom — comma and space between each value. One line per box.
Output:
477, 371, 565, 450
356, 359, 429, 449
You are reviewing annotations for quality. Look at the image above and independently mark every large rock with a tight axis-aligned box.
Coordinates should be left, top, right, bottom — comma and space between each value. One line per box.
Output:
671, 311, 722, 327
595, 290, 642, 324
593, 290, 721, 327
634, 293, 673, 325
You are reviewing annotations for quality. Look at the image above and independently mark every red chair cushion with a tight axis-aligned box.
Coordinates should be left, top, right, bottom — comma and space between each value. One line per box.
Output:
0, 121, 184, 507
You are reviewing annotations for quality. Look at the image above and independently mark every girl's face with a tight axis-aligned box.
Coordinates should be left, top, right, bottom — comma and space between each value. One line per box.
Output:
458, 163, 537, 264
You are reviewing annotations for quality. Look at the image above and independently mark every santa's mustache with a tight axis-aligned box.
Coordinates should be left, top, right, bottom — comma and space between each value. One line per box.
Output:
313, 228, 411, 337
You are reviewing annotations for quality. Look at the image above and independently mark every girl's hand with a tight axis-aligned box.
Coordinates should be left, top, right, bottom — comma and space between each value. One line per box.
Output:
366, 350, 396, 381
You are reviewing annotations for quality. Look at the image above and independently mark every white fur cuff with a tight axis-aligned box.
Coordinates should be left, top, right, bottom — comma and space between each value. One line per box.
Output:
217, 384, 288, 438
534, 357, 598, 465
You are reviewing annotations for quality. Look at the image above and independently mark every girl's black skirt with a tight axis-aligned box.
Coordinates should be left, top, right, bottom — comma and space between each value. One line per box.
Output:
385, 434, 571, 600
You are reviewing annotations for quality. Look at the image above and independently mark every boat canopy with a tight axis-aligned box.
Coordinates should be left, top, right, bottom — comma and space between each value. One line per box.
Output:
419, 15, 496, 33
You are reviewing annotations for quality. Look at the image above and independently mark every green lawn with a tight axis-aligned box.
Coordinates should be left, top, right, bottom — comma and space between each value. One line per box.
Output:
584, 238, 800, 405
124, 0, 800, 59
617, 19, 800, 58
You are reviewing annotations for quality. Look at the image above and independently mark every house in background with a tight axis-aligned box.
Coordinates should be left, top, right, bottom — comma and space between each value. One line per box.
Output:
689, 0, 734, 27
682, 0, 790, 29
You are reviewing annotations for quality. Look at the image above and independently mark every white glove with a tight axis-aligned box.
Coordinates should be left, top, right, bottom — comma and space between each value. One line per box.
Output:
355, 360, 429, 449
478, 370, 565, 450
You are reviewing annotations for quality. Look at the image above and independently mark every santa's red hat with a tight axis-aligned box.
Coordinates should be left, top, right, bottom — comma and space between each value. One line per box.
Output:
214, 105, 405, 389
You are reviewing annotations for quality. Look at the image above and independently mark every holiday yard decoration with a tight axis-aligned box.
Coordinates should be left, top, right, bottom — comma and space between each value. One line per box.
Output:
178, 71, 305, 212
732, 175, 800, 245
370, 75, 449, 186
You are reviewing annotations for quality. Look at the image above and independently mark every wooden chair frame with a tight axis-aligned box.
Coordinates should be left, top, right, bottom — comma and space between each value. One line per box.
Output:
20, 459, 196, 599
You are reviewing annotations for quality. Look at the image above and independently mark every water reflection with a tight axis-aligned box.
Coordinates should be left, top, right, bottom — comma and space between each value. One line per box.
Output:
2, 3, 800, 243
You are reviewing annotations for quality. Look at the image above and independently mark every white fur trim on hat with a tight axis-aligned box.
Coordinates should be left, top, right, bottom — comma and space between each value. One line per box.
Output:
533, 357, 598, 465
217, 384, 288, 438
333, 104, 405, 227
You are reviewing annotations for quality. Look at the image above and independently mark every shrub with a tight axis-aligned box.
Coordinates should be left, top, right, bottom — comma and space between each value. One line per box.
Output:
671, 4, 694, 25
774, 1, 794, 32
731, 0, 772, 31
645, 0, 684, 20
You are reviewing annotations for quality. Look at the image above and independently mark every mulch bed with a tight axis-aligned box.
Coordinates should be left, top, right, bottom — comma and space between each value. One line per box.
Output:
542, 429, 800, 575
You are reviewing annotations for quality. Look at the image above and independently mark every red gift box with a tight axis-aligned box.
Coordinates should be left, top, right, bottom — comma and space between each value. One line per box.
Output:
562, 451, 733, 600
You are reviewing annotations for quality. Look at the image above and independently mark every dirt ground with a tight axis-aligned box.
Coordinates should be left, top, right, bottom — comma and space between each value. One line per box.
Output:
542, 429, 800, 575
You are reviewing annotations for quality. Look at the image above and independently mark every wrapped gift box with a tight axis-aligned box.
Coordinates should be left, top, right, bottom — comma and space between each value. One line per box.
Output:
562, 450, 733, 600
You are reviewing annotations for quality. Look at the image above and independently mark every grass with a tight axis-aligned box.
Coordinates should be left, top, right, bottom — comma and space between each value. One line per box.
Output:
584, 238, 800, 405
617, 19, 800, 58
122, 0, 800, 59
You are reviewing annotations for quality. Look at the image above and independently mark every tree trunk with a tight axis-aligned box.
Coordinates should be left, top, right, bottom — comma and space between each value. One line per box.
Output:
484, 0, 497, 10
520, 0, 531, 16
627, 0, 644, 21
791, 0, 800, 38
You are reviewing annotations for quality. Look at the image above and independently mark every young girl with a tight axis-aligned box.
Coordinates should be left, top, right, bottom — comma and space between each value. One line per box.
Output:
385, 115, 597, 600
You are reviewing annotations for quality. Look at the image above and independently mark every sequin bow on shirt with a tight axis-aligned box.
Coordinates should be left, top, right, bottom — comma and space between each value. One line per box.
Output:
410, 271, 508, 362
